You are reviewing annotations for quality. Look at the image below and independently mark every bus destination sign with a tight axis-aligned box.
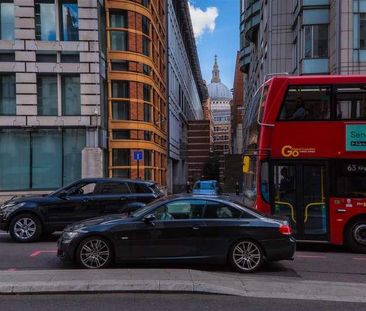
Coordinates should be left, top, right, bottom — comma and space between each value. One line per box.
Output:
346, 125, 366, 151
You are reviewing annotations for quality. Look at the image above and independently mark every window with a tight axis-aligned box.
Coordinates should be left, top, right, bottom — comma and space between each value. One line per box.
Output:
63, 129, 85, 185
112, 80, 129, 98
336, 87, 366, 120
35, 0, 56, 41
144, 149, 152, 166
32, 131, 62, 189
143, 103, 151, 122
143, 84, 151, 102
144, 131, 151, 141
111, 60, 128, 71
0, 74, 15, 115
334, 161, 366, 198
112, 149, 130, 166
0, 1, 14, 40
153, 200, 205, 220
112, 169, 130, 178
36, 53, 57, 62
0, 53, 14, 62
0, 129, 85, 190
97, 182, 130, 195
110, 10, 127, 28
110, 31, 128, 51
304, 25, 328, 58
279, 86, 331, 120
143, 64, 151, 75
144, 168, 152, 180
142, 15, 149, 35
61, 53, 79, 63
128, 182, 151, 194
37, 75, 58, 116
112, 130, 130, 139
112, 101, 129, 120
60, 0, 79, 41
204, 201, 242, 219
68, 182, 96, 196
141, 0, 150, 7
62, 75, 80, 115
142, 37, 150, 56
360, 14, 366, 49
0, 130, 30, 190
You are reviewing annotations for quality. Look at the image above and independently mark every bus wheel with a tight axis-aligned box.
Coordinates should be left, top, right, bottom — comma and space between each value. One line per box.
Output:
345, 219, 366, 253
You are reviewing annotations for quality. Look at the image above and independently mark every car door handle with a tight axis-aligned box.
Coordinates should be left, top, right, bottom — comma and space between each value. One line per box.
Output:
82, 198, 89, 203
120, 197, 126, 201
192, 225, 201, 230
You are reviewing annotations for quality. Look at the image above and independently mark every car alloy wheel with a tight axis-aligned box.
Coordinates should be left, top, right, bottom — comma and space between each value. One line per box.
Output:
230, 240, 263, 273
78, 238, 112, 269
9, 214, 42, 242
14, 218, 36, 240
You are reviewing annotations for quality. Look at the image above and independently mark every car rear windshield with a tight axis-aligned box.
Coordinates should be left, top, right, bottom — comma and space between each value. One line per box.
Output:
194, 182, 215, 190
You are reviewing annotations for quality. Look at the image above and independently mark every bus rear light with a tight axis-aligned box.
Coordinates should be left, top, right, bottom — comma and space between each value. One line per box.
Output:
279, 224, 292, 235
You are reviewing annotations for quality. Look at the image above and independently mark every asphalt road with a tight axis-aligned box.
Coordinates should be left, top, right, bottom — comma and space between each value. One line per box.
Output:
1, 230, 366, 283
0, 293, 365, 311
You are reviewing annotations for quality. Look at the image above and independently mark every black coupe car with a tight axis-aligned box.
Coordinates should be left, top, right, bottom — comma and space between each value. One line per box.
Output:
57, 196, 296, 273
0, 178, 164, 242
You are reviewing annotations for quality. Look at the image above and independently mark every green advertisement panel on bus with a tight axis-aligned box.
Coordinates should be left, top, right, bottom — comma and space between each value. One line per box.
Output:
346, 124, 366, 151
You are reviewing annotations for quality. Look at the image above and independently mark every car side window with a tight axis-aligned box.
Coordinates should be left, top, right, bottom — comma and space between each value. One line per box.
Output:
96, 182, 130, 195
153, 200, 205, 220
204, 201, 242, 219
129, 182, 152, 194
68, 182, 97, 196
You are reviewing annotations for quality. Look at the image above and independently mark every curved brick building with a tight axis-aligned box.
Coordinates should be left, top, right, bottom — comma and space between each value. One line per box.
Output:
106, 0, 167, 186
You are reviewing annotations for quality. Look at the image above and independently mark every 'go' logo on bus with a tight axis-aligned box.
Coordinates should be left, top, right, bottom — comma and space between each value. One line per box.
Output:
281, 145, 300, 158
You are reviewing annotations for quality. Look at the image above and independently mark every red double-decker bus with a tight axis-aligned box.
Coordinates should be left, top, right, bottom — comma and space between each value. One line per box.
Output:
243, 75, 366, 253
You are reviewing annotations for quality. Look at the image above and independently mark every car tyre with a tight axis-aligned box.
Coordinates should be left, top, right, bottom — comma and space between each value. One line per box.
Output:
76, 236, 113, 269
9, 213, 42, 243
345, 219, 366, 254
229, 239, 264, 273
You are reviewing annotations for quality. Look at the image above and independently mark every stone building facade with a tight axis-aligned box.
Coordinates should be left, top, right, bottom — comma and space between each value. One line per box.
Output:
0, 0, 106, 196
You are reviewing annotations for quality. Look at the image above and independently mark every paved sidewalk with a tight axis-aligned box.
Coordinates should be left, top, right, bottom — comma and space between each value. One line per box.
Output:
0, 268, 366, 303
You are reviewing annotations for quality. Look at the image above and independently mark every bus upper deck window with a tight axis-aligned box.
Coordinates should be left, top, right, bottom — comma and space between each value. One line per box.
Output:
336, 87, 366, 120
279, 86, 331, 121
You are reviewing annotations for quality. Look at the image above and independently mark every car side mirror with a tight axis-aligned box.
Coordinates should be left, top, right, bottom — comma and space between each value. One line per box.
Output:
58, 191, 69, 200
143, 214, 156, 225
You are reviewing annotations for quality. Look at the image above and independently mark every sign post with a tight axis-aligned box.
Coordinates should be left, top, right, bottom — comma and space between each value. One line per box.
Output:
133, 150, 143, 179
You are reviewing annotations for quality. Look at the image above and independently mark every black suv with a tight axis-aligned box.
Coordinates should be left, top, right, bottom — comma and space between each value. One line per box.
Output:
0, 178, 164, 242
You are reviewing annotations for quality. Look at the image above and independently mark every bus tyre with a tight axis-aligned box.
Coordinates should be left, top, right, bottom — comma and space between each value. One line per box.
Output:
345, 219, 366, 254
9, 214, 42, 243
229, 239, 264, 273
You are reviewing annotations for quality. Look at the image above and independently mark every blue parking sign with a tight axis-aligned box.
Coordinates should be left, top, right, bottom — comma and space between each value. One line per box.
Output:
133, 150, 143, 161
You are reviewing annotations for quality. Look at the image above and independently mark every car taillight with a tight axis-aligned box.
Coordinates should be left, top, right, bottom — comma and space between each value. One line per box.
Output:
279, 224, 292, 235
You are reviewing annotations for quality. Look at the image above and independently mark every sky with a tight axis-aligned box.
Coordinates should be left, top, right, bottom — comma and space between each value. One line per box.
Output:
188, 0, 239, 89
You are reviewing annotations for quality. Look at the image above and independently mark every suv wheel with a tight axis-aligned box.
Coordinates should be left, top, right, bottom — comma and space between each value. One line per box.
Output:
9, 214, 42, 242
229, 239, 264, 273
345, 219, 366, 253
77, 237, 113, 269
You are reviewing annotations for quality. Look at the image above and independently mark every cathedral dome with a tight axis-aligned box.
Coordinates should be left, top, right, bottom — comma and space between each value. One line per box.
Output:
207, 82, 232, 100
207, 55, 232, 100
